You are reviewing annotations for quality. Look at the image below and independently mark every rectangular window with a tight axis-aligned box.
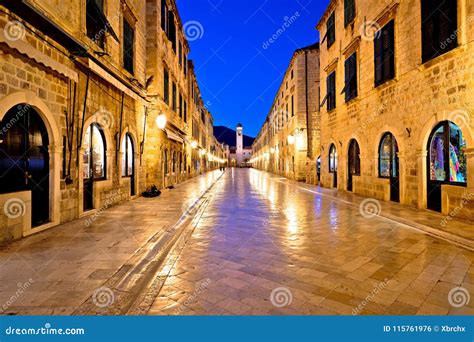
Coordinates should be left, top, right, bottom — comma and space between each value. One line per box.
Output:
326, 71, 336, 111
374, 20, 395, 87
164, 68, 169, 104
184, 57, 187, 75
327, 12, 336, 48
178, 42, 182, 65
123, 19, 134, 74
168, 11, 176, 52
161, 0, 167, 32
291, 95, 294, 116
179, 93, 183, 118
184, 100, 187, 123
86, 0, 109, 48
172, 82, 177, 112
343, 52, 357, 101
291, 69, 294, 79
344, 0, 355, 26
421, 0, 457, 63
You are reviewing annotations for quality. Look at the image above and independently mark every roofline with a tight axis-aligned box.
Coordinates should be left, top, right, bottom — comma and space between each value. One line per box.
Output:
253, 43, 320, 145
315, 0, 337, 30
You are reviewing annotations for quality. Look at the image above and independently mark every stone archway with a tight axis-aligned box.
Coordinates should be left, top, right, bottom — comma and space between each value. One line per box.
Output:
0, 91, 61, 235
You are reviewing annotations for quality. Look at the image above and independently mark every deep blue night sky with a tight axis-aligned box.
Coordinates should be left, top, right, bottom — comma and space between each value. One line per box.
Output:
176, 0, 330, 137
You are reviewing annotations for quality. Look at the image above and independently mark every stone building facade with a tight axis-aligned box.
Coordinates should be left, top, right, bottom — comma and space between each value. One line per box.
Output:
0, 0, 220, 243
252, 43, 320, 181
316, 0, 474, 220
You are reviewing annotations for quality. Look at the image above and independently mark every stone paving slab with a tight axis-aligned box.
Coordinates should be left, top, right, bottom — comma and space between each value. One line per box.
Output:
0, 171, 223, 315
147, 169, 474, 316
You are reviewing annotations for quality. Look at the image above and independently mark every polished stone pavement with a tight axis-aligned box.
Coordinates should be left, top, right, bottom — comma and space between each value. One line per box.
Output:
0, 168, 472, 315
0, 170, 223, 315
147, 169, 474, 315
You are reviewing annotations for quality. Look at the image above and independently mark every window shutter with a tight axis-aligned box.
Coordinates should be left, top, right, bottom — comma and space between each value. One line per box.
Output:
344, 0, 355, 26
383, 21, 395, 82
421, 11, 435, 62
438, 0, 457, 51
374, 32, 383, 85
161, 0, 167, 32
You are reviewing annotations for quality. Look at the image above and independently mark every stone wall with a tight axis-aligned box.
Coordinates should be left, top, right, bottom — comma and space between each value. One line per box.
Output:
317, 0, 474, 221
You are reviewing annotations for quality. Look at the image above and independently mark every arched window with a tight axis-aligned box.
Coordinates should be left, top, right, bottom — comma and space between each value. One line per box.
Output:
329, 144, 337, 173
164, 149, 168, 174
83, 123, 106, 180
429, 121, 467, 183
379, 133, 398, 178
121, 134, 134, 177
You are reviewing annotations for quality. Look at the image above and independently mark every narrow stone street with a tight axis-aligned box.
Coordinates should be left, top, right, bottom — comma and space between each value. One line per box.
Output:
0, 171, 223, 315
0, 169, 473, 316
147, 169, 474, 315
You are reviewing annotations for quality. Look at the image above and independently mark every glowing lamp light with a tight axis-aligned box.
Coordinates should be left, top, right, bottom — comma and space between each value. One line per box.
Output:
191, 141, 198, 149
156, 114, 167, 129
296, 135, 304, 149
200, 149, 206, 156
270, 147, 275, 154
287, 135, 295, 145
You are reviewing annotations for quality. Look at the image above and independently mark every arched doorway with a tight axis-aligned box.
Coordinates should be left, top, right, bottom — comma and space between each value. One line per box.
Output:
0, 104, 50, 227
427, 121, 467, 212
347, 139, 360, 192
379, 132, 399, 202
121, 133, 135, 196
329, 144, 337, 188
83, 123, 107, 211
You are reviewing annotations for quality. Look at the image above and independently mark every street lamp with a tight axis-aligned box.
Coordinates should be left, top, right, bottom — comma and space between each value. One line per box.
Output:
200, 149, 206, 156
156, 114, 167, 129
270, 147, 275, 154
288, 134, 295, 145
191, 140, 198, 149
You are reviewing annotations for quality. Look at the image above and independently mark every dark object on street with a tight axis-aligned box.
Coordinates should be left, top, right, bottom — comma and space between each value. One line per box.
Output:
142, 185, 161, 198
166, 185, 175, 189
